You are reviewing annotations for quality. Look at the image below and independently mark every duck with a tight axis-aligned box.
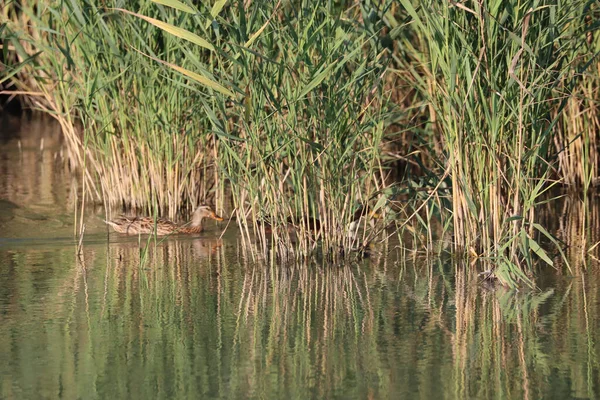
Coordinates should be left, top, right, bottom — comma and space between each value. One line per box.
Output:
105, 205, 223, 235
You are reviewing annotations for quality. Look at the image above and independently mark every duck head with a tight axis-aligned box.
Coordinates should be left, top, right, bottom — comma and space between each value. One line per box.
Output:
191, 205, 224, 227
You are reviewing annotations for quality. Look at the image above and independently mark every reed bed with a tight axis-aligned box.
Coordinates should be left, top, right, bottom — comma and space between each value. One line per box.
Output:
386, 0, 598, 285
2, 0, 222, 217
3, 0, 600, 285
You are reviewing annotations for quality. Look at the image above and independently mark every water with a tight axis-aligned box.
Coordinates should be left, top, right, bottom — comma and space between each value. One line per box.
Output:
1, 114, 599, 399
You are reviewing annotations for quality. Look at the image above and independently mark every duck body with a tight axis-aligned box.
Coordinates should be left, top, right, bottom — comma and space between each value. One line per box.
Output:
105, 205, 223, 235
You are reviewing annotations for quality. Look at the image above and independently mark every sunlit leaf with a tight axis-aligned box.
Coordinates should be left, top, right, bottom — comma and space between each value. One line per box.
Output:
132, 47, 234, 97
163, 63, 234, 97
151, 0, 196, 14
116, 8, 214, 51
245, 18, 270, 48
210, 0, 227, 19
372, 196, 387, 213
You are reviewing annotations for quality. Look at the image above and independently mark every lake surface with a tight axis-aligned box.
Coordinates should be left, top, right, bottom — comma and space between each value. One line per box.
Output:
1, 114, 599, 399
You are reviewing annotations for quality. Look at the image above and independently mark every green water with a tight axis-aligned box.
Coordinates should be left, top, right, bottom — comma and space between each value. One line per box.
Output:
1, 114, 599, 399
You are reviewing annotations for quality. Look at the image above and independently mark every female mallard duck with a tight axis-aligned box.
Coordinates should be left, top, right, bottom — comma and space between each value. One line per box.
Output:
105, 205, 223, 235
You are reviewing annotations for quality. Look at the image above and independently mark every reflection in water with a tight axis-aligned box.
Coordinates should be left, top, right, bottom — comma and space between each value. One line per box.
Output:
1, 115, 600, 399
1, 243, 599, 399
0, 114, 81, 238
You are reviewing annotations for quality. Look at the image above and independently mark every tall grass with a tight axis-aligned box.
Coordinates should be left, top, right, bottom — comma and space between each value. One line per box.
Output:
2, 0, 225, 218
385, 0, 597, 285
4, 0, 600, 285
3, 1, 393, 253
210, 2, 390, 255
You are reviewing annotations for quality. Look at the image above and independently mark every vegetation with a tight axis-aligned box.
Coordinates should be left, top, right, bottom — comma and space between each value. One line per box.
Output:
2, 0, 600, 286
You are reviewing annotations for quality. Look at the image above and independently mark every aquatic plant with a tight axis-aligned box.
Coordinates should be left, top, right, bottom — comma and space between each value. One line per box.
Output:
383, 0, 597, 285
107, 0, 393, 257
4, 0, 600, 286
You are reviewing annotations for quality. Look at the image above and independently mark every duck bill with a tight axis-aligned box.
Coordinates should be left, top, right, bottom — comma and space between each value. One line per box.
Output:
210, 211, 224, 221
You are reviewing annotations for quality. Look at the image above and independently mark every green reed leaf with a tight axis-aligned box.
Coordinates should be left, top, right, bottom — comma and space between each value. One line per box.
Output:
115, 8, 214, 51
151, 0, 196, 14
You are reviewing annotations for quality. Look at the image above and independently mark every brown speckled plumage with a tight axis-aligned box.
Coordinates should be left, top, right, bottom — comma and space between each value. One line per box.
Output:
105, 205, 223, 235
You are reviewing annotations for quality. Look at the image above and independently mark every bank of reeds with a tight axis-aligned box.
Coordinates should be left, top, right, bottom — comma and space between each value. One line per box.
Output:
3, 0, 600, 285
3, 0, 396, 254
384, 0, 598, 285
2, 0, 223, 217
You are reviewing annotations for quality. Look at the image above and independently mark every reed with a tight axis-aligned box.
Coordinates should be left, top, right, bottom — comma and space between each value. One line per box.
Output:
2, 0, 223, 218
95, 0, 395, 256
214, 1, 391, 255
4, 0, 600, 285
385, 0, 598, 285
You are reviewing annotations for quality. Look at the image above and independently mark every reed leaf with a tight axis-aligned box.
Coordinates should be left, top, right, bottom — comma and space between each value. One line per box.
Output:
115, 8, 214, 51
151, 0, 196, 14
